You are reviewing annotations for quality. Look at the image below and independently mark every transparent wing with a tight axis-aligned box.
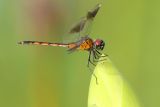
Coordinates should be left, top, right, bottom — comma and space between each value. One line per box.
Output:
69, 3, 101, 35
69, 17, 87, 34
63, 3, 101, 43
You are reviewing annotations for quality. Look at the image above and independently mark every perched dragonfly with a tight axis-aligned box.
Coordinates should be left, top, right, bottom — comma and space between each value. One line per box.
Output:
18, 4, 107, 67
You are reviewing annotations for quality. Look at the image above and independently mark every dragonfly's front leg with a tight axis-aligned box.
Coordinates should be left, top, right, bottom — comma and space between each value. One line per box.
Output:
92, 49, 108, 62
87, 51, 96, 67
92, 50, 101, 63
95, 49, 108, 57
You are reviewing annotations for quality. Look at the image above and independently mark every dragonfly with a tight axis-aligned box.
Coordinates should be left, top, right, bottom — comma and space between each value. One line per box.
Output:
18, 3, 107, 67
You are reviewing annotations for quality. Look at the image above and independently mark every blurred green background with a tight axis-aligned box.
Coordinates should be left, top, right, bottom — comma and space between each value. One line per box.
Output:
0, 0, 160, 107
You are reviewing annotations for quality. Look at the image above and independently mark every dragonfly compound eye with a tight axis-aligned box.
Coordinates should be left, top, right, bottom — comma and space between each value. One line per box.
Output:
94, 39, 105, 50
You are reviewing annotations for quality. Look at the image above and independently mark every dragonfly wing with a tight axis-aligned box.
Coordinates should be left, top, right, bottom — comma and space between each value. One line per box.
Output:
67, 44, 80, 53
69, 3, 101, 36
69, 17, 87, 34
86, 3, 101, 20
80, 19, 93, 37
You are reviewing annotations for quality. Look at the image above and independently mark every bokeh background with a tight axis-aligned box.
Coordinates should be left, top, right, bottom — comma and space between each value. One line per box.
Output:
0, 0, 160, 107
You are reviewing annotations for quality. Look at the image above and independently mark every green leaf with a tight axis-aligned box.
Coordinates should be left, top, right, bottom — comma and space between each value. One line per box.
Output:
88, 56, 141, 107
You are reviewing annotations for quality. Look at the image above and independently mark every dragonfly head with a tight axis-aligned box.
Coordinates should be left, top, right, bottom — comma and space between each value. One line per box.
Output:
94, 39, 105, 51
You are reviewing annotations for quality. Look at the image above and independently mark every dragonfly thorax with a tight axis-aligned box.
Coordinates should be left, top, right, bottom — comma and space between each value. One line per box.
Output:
78, 38, 94, 50
94, 39, 105, 51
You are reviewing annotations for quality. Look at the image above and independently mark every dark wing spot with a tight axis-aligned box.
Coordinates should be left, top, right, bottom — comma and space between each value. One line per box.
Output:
86, 4, 101, 20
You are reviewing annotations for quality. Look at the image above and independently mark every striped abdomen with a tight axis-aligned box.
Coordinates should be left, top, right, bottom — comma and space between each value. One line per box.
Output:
18, 41, 77, 49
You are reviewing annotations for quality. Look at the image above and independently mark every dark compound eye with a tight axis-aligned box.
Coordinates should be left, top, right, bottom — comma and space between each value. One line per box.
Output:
94, 39, 105, 50
100, 40, 105, 50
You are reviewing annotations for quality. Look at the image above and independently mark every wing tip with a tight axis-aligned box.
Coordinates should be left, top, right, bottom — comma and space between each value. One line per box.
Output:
87, 3, 102, 19
69, 3, 102, 34
97, 3, 102, 8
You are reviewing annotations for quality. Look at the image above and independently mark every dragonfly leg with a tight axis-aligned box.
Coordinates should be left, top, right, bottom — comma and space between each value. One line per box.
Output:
87, 53, 98, 85
92, 50, 100, 62
94, 52, 106, 62
95, 49, 108, 57
78, 20, 84, 39
94, 49, 108, 62
88, 51, 96, 67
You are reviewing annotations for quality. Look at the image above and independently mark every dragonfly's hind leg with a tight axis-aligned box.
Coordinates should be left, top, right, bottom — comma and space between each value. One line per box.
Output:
87, 51, 98, 84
